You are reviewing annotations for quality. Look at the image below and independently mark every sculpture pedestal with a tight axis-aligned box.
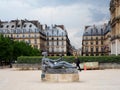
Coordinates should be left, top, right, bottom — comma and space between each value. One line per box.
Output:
41, 68, 79, 82
41, 73, 79, 82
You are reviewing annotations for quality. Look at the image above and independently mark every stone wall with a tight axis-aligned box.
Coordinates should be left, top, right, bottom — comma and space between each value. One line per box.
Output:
12, 64, 41, 70
99, 63, 120, 69
12, 63, 120, 70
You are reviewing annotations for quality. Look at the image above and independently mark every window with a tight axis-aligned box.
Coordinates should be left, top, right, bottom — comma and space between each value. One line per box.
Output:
47, 32, 49, 36
57, 30, 59, 35
35, 29, 37, 33
11, 25, 14, 28
96, 29, 98, 34
91, 47, 93, 52
28, 40, 31, 44
34, 45, 38, 49
101, 37, 103, 40
91, 47, 94, 56
29, 24, 32, 27
62, 41, 64, 45
91, 37, 93, 40
17, 35, 19, 38
57, 41, 59, 45
34, 34, 37, 38
24, 24, 26, 27
96, 41, 98, 45
17, 25, 20, 27
34, 39, 37, 44
29, 34, 30, 37
86, 42, 88, 45
52, 38, 54, 40
96, 37, 98, 40
23, 34, 25, 38
62, 32, 63, 36
101, 29, 103, 34
91, 29, 93, 34
0, 25, 3, 28
47, 42, 49, 46
96, 47, 98, 52
52, 48, 54, 52
6, 25, 9, 28
91, 41, 93, 45
101, 41, 103, 45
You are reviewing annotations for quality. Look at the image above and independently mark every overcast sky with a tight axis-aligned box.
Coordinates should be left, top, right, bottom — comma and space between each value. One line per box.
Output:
0, 0, 110, 49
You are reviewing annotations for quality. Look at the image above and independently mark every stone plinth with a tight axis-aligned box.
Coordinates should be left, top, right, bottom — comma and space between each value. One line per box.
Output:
41, 73, 79, 82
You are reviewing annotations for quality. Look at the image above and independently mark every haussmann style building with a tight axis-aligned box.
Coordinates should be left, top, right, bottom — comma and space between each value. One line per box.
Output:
45, 25, 72, 56
0, 19, 73, 56
82, 23, 111, 56
0, 19, 46, 51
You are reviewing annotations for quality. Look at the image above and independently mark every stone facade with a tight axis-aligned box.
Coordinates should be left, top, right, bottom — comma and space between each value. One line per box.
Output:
45, 25, 72, 56
0, 19, 46, 51
0, 19, 72, 56
82, 24, 111, 56
110, 0, 120, 55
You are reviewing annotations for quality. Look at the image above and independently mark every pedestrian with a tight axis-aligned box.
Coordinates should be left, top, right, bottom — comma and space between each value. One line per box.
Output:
75, 56, 81, 71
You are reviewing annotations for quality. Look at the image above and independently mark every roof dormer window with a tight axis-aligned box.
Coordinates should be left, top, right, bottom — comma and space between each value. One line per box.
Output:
6, 25, 9, 28
24, 24, 26, 27
29, 24, 32, 27
11, 25, 14, 28
0, 25, 3, 28
17, 25, 20, 27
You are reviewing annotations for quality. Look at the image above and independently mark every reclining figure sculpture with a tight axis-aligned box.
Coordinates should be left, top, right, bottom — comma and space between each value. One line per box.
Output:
42, 52, 76, 73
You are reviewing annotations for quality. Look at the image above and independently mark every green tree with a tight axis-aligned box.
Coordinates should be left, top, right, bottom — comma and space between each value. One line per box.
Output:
0, 34, 41, 65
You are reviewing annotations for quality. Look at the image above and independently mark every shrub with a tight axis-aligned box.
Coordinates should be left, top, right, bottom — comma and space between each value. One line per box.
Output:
17, 56, 120, 64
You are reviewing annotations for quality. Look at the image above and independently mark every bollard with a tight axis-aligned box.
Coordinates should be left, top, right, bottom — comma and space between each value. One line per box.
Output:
84, 64, 87, 71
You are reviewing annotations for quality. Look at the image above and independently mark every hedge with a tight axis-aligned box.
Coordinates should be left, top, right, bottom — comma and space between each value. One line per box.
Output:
17, 56, 120, 64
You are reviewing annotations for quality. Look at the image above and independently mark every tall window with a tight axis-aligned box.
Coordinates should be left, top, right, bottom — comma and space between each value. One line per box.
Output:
34, 39, 37, 44
91, 41, 93, 45
101, 29, 103, 34
86, 41, 88, 45
91, 29, 93, 34
96, 41, 98, 45
91, 47, 94, 56
28, 39, 31, 44
23, 34, 25, 38
96, 47, 98, 52
96, 29, 98, 34
101, 41, 103, 45
57, 41, 59, 46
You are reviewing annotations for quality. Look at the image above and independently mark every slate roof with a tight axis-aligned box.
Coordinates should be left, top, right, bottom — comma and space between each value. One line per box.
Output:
83, 23, 111, 36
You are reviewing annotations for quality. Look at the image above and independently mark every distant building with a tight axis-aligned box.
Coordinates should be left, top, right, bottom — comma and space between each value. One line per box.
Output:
82, 24, 109, 56
0, 19, 46, 51
45, 25, 72, 56
0, 19, 73, 56
110, 0, 120, 55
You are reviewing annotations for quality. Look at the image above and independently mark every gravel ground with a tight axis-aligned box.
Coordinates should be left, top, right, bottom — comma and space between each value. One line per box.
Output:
0, 69, 120, 90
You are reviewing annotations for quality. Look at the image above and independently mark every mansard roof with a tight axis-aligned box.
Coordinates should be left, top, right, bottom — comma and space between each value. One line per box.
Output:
46, 25, 67, 36
83, 23, 111, 36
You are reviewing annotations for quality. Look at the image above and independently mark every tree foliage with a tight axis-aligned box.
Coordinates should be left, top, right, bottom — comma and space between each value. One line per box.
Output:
0, 34, 41, 65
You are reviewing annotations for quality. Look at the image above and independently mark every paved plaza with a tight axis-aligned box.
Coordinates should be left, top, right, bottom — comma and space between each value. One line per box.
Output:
0, 69, 120, 90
